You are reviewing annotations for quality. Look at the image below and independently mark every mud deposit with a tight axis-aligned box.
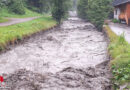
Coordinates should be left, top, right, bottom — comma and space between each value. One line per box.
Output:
0, 15, 112, 90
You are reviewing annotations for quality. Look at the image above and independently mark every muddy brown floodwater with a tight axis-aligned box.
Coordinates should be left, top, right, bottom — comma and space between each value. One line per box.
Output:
0, 14, 112, 90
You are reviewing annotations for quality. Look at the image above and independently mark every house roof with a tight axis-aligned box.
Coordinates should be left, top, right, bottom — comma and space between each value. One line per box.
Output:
113, 0, 130, 6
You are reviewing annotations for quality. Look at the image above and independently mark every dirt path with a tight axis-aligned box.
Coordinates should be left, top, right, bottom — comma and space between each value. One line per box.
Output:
0, 17, 40, 26
0, 14, 112, 90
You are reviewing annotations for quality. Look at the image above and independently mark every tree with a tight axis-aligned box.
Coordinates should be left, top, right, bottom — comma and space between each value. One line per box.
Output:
24, 0, 51, 13
77, 0, 113, 29
77, 0, 88, 19
51, 0, 72, 24
73, 0, 77, 10
8, 0, 25, 15
0, 0, 53, 14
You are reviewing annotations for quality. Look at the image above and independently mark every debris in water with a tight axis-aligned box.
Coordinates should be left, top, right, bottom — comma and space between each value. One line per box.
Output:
0, 12, 111, 90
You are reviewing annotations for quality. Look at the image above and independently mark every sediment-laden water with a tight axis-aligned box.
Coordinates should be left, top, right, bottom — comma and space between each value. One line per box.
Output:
0, 14, 112, 90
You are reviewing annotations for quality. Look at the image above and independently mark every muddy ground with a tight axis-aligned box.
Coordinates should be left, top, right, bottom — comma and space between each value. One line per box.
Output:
0, 15, 112, 90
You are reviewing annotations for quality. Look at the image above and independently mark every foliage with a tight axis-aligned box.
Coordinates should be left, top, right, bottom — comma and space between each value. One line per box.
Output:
0, 0, 5, 9
0, 8, 42, 18
0, 0, 25, 14
51, 0, 64, 23
112, 19, 120, 23
104, 26, 130, 89
51, 0, 72, 24
0, 0, 53, 15
77, 0, 88, 19
8, 0, 25, 15
0, 17, 8, 23
71, 0, 77, 11
25, 0, 52, 13
0, 16, 56, 51
0, 0, 73, 18
77, 0, 113, 30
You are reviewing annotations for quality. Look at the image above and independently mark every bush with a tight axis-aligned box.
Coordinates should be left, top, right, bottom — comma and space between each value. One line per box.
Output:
9, 0, 25, 15
77, 0, 113, 30
104, 26, 130, 89
112, 19, 120, 23
77, 0, 88, 19
110, 35, 130, 85
52, 0, 71, 24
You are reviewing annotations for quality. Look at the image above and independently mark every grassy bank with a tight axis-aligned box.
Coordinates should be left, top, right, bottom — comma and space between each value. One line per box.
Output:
0, 17, 9, 23
0, 8, 42, 18
104, 26, 130, 89
0, 16, 57, 51
0, 8, 43, 23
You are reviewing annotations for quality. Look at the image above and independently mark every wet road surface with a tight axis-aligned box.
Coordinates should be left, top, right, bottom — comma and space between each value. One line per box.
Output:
0, 16, 111, 90
109, 22, 130, 43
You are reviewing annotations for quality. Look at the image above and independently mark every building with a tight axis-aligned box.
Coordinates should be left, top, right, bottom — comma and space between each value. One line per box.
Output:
113, 0, 130, 25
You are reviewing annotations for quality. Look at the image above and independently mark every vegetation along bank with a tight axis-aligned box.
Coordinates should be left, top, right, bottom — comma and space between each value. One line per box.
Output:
0, 0, 73, 51
0, 16, 56, 51
77, 0, 130, 89
104, 26, 130, 89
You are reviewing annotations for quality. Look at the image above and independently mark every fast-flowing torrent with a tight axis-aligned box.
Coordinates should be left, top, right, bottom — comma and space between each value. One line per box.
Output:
0, 13, 112, 90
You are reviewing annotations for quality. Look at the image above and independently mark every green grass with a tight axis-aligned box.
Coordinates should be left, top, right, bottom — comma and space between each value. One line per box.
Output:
0, 7, 43, 24
0, 16, 57, 50
104, 26, 130, 89
0, 17, 9, 23
0, 8, 42, 18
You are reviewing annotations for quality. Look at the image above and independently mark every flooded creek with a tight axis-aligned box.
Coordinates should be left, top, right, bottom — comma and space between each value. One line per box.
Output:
0, 15, 112, 90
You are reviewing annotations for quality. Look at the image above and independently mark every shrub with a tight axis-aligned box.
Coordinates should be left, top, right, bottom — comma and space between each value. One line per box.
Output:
104, 26, 130, 89
9, 0, 25, 15
51, 0, 71, 24
77, 0, 88, 19
112, 19, 120, 23
77, 0, 113, 30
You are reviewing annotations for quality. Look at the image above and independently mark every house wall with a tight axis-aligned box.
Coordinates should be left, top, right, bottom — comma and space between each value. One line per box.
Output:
126, 3, 130, 18
126, 3, 130, 25
114, 3, 130, 26
114, 7, 120, 20
119, 4, 126, 20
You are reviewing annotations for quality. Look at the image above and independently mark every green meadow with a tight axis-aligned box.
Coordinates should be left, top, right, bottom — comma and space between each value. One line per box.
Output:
0, 16, 57, 51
